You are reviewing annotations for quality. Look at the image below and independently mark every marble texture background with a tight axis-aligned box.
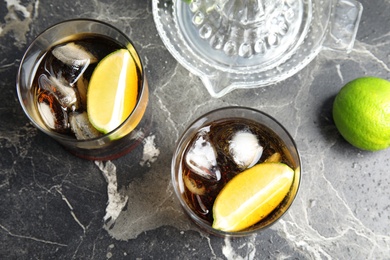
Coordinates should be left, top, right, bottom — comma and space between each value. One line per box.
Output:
0, 0, 389, 259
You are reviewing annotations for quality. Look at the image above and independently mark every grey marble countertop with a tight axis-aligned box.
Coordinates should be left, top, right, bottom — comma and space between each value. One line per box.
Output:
1, 0, 390, 259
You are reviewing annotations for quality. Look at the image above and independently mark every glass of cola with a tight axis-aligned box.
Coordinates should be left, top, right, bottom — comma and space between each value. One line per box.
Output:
171, 107, 301, 236
16, 19, 149, 160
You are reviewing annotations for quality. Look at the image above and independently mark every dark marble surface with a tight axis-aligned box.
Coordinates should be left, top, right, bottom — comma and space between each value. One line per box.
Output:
1, 0, 390, 259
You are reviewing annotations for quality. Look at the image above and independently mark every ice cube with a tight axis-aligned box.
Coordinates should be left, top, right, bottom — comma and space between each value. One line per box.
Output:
69, 112, 102, 140
52, 42, 97, 66
51, 42, 97, 85
229, 131, 263, 169
37, 91, 69, 133
38, 74, 78, 110
185, 127, 221, 180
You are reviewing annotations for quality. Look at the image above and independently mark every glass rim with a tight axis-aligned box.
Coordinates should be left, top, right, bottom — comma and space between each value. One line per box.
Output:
16, 18, 147, 144
171, 106, 302, 237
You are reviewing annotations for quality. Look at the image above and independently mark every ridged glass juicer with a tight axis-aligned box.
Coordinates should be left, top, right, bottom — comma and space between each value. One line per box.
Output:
153, 0, 363, 97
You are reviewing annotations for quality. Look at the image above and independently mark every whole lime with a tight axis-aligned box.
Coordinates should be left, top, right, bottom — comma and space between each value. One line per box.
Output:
332, 76, 390, 151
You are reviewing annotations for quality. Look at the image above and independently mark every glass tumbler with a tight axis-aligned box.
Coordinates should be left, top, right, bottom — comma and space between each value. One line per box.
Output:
16, 19, 149, 160
171, 106, 301, 237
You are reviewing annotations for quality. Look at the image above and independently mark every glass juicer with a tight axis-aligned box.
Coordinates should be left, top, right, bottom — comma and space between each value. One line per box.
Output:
153, 0, 363, 97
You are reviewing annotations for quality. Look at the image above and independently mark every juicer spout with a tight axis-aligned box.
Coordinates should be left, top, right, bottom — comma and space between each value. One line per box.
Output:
322, 0, 363, 53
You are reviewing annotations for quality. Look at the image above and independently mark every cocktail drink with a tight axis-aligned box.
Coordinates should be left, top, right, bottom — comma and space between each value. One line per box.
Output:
172, 107, 301, 236
17, 19, 149, 160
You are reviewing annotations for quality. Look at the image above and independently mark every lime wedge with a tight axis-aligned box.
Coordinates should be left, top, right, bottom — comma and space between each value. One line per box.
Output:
212, 162, 294, 232
87, 49, 138, 134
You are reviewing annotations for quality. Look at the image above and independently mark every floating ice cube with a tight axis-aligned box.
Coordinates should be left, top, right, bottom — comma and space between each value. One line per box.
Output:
52, 42, 97, 66
38, 74, 78, 110
69, 112, 102, 140
185, 127, 221, 180
52, 42, 97, 85
229, 131, 263, 169
37, 91, 69, 133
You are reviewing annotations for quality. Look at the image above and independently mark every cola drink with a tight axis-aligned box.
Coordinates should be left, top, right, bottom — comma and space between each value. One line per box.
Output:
31, 34, 143, 140
179, 117, 298, 226
17, 20, 149, 160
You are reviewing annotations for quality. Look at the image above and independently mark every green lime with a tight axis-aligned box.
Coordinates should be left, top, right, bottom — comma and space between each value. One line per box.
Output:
332, 76, 390, 151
